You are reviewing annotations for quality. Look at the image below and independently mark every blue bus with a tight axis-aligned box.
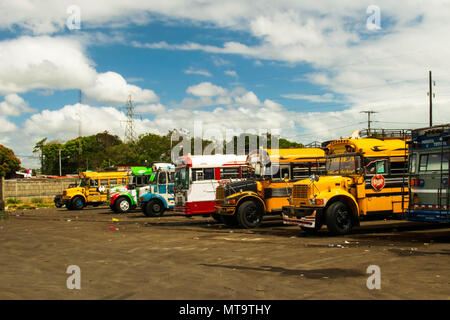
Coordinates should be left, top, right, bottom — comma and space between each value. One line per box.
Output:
407, 124, 449, 223
139, 163, 175, 217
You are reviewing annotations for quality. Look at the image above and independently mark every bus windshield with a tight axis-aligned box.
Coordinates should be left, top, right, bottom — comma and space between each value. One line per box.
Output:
175, 168, 189, 190
326, 155, 361, 175
80, 178, 89, 187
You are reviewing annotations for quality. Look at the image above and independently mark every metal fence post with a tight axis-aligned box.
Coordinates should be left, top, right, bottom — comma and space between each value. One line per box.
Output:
0, 176, 5, 211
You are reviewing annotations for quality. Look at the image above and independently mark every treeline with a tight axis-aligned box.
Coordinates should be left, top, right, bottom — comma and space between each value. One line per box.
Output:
34, 131, 304, 175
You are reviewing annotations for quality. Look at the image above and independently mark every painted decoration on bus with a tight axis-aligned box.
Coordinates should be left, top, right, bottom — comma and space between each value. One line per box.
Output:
371, 174, 385, 191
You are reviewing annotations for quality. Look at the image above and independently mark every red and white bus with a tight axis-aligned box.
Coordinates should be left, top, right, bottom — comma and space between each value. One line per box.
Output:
173, 154, 248, 218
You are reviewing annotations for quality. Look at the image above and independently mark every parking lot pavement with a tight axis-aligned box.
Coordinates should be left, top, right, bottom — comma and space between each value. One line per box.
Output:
0, 207, 449, 299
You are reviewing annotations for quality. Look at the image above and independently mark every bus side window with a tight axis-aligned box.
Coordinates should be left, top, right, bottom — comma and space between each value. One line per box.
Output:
280, 166, 290, 180
366, 160, 387, 175
220, 167, 240, 179
100, 179, 108, 186
408, 154, 417, 174
419, 154, 428, 171
90, 179, 98, 187
203, 168, 215, 180
443, 153, 449, 171
158, 172, 167, 185
391, 160, 407, 175
168, 172, 174, 183
110, 179, 118, 186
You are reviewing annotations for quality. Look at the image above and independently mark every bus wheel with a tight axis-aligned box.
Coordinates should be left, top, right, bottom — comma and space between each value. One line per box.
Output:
211, 213, 222, 222
144, 199, 165, 217
71, 196, 85, 210
221, 215, 239, 227
115, 197, 131, 213
237, 201, 262, 228
326, 201, 353, 235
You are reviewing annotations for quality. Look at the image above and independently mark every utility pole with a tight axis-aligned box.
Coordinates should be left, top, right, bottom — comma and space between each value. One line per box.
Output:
58, 149, 62, 177
78, 90, 83, 171
428, 71, 435, 127
360, 110, 378, 136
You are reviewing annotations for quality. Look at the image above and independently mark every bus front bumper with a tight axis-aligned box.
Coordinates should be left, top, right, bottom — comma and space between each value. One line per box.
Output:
215, 205, 236, 216
282, 206, 324, 227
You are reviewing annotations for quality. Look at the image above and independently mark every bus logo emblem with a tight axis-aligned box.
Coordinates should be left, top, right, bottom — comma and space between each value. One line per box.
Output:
371, 174, 385, 191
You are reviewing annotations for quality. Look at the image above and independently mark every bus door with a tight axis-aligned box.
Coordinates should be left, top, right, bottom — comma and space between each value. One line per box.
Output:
157, 172, 168, 194
88, 178, 102, 202
365, 159, 393, 213
437, 152, 449, 222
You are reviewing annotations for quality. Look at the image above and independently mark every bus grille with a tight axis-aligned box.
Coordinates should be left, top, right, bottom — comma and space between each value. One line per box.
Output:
292, 185, 309, 206
216, 186, 225, 202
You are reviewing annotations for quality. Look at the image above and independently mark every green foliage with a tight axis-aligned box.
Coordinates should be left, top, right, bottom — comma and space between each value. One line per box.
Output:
35, 130, 304, 174
0, 144, 21, 178
6, 198, 22, 204
31, 198, 44, 204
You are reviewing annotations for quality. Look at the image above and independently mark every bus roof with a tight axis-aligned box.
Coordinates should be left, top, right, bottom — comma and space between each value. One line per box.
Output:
153, 163, 175, 171
327, 138, 408, 158
79, 171, 128, 179
266, 148, 325, 162
175, 154, 247, 168
129, 166, 153, 175
248, 148, 326, 164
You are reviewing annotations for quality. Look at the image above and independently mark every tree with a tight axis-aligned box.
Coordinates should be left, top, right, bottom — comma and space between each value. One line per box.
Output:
0, 144, 21, 178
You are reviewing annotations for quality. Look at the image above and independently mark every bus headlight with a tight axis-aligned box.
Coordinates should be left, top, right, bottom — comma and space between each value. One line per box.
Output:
309, 197, 324, 206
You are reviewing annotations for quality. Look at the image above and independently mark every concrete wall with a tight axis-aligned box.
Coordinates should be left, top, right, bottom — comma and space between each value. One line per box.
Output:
4, 178, 78, 202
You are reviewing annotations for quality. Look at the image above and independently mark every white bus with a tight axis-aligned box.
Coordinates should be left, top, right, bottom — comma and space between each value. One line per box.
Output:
173, 154, 248, 219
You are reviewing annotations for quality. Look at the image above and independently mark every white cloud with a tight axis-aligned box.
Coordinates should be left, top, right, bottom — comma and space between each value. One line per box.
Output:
84, 71, 159, 104
135, 103, 166, 114
0, 35, 96, 94
281, 93, 336, 103
183, 67, 212, 77
23, 103, 158, 141
186, 82, 227, 97
0, 35, 159, 105
0, 94, 36, 116
224, 70, 237, 77
234, 91, 260, 106
0, 117, 17, 133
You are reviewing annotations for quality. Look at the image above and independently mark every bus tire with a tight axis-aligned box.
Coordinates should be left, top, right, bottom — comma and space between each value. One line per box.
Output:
237, 200, 263, 229
115, 197, 131, 213
221, 215, 239, 227
325, 201, 353, 235
71, 196, 85, 210
144, 199, 165, 217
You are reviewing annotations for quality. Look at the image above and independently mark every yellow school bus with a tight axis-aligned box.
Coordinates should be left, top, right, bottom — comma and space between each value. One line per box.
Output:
61, 171, 128, 210
215, 148, 326, 228
282, 132, 409, 234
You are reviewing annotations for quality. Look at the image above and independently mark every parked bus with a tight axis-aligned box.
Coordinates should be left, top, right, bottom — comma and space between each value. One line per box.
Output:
215, 148, 326, 228
62, 171, 128, 210
108, 166, 155, 213
139, 163, 175, 217
406, 124, 449, 223
173, 154, 247, 219
282, 130, 409, 235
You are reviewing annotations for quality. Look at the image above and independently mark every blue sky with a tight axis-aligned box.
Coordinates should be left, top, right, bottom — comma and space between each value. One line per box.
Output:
0, 1, 449, 168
